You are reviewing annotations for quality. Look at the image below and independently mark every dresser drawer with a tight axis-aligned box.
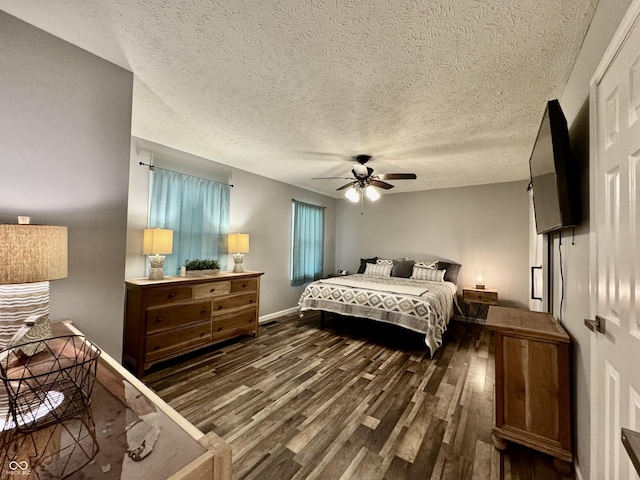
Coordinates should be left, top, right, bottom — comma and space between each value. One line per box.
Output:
145, 321, 211, 362
146, 301, 211, 334
193, 281, 231, 299
212, 309, 257, 341
147, 286, 193, 306
212, 292, 257, 315
231, 278, 258, 293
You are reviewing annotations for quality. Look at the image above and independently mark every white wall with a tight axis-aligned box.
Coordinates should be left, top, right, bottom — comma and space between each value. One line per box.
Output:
539, 0, 634, 477
336, 180, 530, 309
125, 138, 337, 317
0, 11, 133, 358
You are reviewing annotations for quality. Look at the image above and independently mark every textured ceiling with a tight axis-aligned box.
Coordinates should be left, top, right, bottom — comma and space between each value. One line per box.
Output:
0, 0, 597, 197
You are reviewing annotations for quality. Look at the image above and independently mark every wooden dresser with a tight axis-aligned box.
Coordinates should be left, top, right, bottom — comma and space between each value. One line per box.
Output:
486, 306, 572, 465
124, 270, 263, 378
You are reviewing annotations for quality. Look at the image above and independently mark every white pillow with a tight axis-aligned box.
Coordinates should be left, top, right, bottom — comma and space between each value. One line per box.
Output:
364, 262, 393, 277
414, 261, 438, 269
411, 266, 446, 281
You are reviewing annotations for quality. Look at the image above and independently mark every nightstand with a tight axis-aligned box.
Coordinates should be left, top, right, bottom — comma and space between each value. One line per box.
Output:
463, 286, 498, 322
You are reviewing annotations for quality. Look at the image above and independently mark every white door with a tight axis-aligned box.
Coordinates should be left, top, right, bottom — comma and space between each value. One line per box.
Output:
590, 2, 640, 479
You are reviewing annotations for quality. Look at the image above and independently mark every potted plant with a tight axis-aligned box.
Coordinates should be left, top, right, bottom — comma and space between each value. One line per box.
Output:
183, 258, 221, 276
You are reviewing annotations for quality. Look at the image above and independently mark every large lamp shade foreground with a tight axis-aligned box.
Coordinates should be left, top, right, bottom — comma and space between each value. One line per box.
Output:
228, 233, 249, 273
0, 224, 68, 348
143, 228, 173, 280
0, 225, 68, 285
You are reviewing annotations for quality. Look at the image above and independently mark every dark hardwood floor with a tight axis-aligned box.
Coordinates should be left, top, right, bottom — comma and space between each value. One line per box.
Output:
145, 312, 574, 480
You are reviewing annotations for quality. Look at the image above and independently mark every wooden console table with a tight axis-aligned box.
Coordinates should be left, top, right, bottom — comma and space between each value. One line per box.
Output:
0, 322, 231, 479
486, 306, 572, 465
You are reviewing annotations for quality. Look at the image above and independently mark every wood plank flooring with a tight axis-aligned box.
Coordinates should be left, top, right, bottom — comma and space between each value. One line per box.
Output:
145, 312, 574, 480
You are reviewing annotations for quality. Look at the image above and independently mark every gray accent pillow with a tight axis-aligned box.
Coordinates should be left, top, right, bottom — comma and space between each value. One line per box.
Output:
437, 261, 462, 284
391, 259, 415, 278
357, 257, 378, 274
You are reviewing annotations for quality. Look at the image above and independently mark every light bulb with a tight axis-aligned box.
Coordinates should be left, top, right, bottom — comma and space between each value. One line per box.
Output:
345, 187, 360, 203
365, 185, 380, 201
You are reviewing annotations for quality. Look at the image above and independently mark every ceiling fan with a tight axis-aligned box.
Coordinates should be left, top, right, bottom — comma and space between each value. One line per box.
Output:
313, 154, 417, 203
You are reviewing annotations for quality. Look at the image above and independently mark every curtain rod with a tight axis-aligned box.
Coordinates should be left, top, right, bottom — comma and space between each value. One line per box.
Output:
292, 199, 326, 208
139, 162, 234, 187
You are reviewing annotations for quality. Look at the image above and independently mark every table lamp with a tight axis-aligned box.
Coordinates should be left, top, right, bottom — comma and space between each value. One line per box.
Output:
228, 233, 249, 273
0, 220, 68, 347
143, 228, 173, 280
475, 268, 485, 289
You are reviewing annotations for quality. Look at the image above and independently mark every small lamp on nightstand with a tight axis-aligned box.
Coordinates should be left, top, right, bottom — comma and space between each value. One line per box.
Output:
143, 228, 173, 280
475, 268, 485, 289
228, 233, 249, 273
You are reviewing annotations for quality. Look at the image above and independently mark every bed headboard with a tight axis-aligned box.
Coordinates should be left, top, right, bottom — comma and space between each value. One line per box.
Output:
356, 256, 461, 284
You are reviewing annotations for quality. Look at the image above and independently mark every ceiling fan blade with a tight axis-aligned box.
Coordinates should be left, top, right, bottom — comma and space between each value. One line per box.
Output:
337, 182, 356, 191
377, 173, 417, 180
369, 179, 394, 190
312, 177, 354, 180
296, 151, 345, 157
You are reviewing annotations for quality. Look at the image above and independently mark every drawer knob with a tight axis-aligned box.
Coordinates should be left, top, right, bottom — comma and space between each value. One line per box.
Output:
210, 288, 216, 292
168, 293, 175, 298
243, 283, 247, 288
201, 309, 207, 314
217, 327, 222, 332
249, 299, 254, 304
218, 305, 223, 310
155, 317, 162, 323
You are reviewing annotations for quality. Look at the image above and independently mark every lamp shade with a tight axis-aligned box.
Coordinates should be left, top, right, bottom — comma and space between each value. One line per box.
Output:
475, 268, 485, 289
228, 233, 249, 253
143, 228, 173, 255
345, 187, 360, 203
0, 225, 68, 284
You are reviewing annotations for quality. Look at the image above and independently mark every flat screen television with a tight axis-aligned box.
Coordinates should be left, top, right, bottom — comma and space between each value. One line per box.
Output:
529, 99, 581, 234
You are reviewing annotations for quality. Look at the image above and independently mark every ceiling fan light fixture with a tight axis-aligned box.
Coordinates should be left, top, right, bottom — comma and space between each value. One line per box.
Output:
345, 187, 360, 203
365, 185, 380, 201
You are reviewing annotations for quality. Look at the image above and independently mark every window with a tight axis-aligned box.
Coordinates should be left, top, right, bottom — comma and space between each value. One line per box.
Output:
149, 167, 230, 275
291, 200, 324, 286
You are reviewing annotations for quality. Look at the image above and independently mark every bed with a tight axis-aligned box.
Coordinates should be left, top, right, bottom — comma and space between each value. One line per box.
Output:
297, 257, 461, 355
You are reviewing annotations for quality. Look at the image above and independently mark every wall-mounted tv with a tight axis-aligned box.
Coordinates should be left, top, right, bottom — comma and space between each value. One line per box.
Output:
529, 99, 581, 234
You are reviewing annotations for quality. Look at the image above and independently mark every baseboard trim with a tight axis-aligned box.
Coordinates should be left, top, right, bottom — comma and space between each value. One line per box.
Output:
574, 463, 584, 480
259, 307, 298, 324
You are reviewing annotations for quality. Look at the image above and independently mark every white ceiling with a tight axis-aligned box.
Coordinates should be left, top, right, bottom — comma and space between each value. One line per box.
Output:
0, 1, 597, 198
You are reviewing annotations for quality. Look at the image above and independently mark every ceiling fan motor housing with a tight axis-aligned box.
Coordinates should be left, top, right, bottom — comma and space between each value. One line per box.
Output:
354, 154, 372, 164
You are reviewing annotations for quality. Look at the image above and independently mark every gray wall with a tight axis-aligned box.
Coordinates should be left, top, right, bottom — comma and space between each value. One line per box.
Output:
336, 180, 530, 309
125, 138, 337, 318
230, 169, 336, 316
0, 11, 133, 358
549, 0, 633, 478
